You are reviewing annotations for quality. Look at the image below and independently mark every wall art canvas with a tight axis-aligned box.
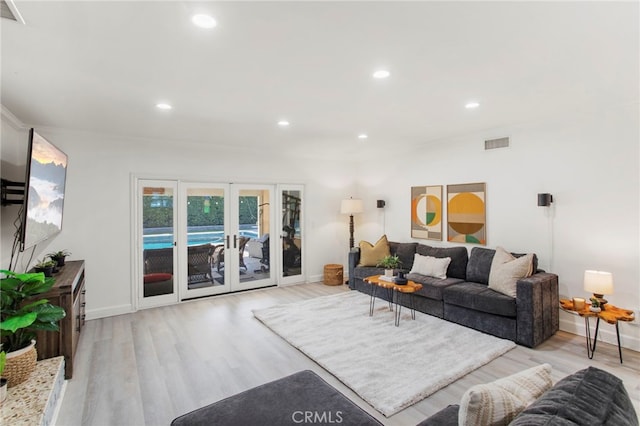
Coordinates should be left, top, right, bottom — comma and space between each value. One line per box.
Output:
411, 185, 443, 240
447, 183, 486, 245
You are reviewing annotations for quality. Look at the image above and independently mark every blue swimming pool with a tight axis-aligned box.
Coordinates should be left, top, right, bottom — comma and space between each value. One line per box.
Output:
143, 225, 259, 250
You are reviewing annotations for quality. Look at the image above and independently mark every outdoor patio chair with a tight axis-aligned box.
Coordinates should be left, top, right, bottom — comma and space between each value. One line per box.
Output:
213, 237, 250, 272
187, 244, 214, 284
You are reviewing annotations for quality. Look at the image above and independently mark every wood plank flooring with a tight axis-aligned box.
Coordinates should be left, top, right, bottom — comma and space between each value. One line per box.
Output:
56, 283, 640, 426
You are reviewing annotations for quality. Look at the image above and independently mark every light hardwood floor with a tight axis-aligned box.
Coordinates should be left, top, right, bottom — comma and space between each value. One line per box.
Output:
56, 283, 640, 426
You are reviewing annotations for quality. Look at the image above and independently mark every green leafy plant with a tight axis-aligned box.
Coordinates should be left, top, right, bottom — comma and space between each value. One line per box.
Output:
47, 250, 71, 261
590, 297, 601, 308
0, 351, 6, 377
34, 258, 57, 269
0, 270, 66, 353
376, 254, 402, 269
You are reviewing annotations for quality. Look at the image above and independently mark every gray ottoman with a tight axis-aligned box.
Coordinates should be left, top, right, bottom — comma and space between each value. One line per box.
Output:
171, 370, 382, 426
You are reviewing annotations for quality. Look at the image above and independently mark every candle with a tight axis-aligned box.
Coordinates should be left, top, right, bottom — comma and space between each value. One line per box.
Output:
573, 297, 585, 310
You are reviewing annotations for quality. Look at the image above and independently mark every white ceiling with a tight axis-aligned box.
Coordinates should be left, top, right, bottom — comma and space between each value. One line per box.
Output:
2, 1, 638, 155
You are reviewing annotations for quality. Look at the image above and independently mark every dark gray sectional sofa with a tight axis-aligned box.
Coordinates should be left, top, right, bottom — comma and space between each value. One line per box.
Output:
418, 366, 638, 426
348, 242, 559, 347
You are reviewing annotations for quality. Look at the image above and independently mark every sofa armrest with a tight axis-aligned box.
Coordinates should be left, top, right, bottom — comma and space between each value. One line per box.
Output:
516, 272, 559, 347
348, 247, 360, 289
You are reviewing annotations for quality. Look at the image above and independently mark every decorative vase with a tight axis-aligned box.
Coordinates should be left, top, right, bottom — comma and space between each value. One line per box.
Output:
384, 269, 394, 277
4, 340, 37, 388
35, 266, 54, 277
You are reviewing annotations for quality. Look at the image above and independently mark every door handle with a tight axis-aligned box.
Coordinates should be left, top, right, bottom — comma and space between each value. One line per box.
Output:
234, 234, 238, 249
226, 235, 230, 249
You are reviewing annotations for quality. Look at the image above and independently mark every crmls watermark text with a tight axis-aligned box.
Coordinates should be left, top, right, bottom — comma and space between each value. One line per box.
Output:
291, 410, 344, 424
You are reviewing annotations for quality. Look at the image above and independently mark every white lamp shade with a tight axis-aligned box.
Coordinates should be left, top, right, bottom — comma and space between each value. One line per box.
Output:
583, 270, 613, 295
340, 198, 363, 215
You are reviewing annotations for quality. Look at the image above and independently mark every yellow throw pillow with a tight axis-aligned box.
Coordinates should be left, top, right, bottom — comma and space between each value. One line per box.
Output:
358, 235, 390, 267
459, 364, 553, 426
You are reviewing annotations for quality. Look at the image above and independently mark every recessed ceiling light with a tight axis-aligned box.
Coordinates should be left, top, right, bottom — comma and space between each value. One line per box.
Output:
372, 69, 390, 79
192, 14, 217, 29
277, 120, 290, 127
156, 103, 173, 110
465, 101, 480, 109
358, 134, 368, 140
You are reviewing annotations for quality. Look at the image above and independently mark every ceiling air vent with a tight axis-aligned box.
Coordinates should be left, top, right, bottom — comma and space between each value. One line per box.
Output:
1, 0, 24, 23
484, 137, 509, 150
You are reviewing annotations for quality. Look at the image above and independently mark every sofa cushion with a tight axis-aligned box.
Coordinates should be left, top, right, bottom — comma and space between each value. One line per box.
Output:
353, 266, 387, 280
407, 273, 464, 300
468, 247, 538, 285
511, 366, 638, 426
488, 247, 534, 298
443, 282, 517, 317
459, 364, 552, 426
389, 241, 418, 271
416, 245, 468, 280
358, 235, 390, 266
410, 254, 451, 279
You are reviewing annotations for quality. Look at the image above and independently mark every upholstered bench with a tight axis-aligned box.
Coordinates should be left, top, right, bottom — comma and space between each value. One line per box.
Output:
171, 370, 382, 426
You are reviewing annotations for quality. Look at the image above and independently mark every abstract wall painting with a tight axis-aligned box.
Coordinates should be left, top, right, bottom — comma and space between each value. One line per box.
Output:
411, 185, 443, 241
447, 183, 486, 245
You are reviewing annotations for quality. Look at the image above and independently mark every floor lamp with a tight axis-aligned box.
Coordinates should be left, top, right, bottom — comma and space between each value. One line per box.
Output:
341, 198, 363, 249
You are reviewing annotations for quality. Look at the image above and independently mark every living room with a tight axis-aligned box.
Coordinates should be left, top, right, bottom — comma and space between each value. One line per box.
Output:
1, 1, 638, 424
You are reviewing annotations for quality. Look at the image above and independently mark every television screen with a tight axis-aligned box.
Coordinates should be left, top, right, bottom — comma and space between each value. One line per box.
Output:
20, 129, 68, 251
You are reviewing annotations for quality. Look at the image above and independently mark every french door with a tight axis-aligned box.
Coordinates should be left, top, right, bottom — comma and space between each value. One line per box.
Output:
137, 179, 278, 308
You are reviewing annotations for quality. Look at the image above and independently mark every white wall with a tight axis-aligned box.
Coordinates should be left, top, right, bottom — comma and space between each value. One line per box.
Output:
0, 118, 358, 319
355, 102, 640, 351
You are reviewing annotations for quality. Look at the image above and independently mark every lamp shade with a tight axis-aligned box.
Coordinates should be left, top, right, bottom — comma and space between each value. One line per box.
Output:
583, 270, 613, 295
340, 198, 363, 215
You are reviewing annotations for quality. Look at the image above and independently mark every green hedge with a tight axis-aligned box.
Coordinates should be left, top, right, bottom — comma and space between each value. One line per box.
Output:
143, 196, 258, 227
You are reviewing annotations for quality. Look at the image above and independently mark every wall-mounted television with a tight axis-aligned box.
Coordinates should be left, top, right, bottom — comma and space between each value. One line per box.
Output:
20, 129, 68, 251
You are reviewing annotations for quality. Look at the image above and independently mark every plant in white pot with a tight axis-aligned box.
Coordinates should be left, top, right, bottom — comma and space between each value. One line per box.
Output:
0, 270, 66, 387
377, 255, 402, 277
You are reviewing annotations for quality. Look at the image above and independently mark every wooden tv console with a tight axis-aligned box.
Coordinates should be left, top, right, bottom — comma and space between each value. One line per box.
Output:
35, 260, 86, 379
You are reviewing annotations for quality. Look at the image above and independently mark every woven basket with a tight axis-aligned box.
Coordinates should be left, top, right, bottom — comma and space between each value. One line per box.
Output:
323, 264, 344, 286
4, 341, 37, 388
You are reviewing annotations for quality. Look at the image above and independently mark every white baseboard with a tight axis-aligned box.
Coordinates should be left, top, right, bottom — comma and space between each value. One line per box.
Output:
559, 313, 640, 352
85, 304, 134, 320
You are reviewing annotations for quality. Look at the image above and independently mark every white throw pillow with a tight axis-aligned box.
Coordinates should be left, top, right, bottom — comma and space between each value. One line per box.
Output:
409, 253, 451, 279
458, 363, 553, 426
488, 247, 534, 298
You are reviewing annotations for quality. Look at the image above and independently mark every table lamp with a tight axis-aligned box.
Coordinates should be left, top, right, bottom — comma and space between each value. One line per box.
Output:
340, 198, 363, 249
584, 270, 613, 309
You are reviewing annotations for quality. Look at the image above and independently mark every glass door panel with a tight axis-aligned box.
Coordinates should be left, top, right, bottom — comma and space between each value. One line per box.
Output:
180, 184, 230, 299
139, 181, 178, 307
231, 185, 275, 291
280, 186, 304, 284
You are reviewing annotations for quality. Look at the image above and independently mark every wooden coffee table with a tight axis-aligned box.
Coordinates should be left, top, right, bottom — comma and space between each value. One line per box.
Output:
364, 275, 423, 326
560, 299, 635, 363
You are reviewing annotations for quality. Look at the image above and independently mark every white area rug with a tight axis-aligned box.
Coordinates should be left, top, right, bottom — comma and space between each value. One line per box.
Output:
253, 291, 516, 417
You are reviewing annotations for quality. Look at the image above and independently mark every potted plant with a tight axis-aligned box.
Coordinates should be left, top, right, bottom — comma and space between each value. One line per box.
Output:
589, 297, 601, 313
47, 250, 71, 268
377, 255, 402, 277
34, 259, 57, 277
0, 270, 66, 387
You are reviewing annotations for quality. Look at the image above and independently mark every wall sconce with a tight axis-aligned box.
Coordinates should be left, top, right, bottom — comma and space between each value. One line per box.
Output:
537, 193, 553, 207
376, 200, 385, 208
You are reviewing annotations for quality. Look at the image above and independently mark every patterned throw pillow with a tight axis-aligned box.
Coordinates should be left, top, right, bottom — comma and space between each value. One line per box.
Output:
458, 364, 553, 426
409, 253, 451, 279
358, 235, 390, 267
488, 246, 534, 298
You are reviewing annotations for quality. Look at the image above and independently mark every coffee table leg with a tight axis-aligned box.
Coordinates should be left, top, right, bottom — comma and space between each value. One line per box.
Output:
394, 290, 401, 327
369, 284, 377, 316
410, 293, 416, 320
